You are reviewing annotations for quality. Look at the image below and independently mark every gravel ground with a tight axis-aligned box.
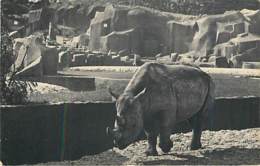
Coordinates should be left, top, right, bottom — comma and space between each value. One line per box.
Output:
40, 128, 260, 165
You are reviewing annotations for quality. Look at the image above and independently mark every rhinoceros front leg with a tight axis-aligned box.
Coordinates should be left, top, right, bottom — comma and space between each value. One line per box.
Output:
158, 110, 174, 153
144, 117, 160, 156
145, 131, 159, 156
159, 127, 173, 153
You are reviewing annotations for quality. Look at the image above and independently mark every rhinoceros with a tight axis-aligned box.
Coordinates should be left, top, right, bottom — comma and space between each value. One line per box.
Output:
107, 62, 215, 156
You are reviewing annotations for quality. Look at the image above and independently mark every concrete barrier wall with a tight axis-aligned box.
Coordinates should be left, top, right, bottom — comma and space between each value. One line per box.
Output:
211, 97, 260, 130
1, 97, 259, 165
0, 102, 116, 165
171, 97, 260, 133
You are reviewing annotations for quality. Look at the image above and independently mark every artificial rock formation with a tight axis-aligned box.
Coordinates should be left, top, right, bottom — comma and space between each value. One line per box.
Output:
88, 6, 260, 67
13, 35, 58, 77
89, 5, 196, 57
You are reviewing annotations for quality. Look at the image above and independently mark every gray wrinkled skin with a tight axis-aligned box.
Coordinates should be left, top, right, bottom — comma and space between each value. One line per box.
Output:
109, 62, 215, 155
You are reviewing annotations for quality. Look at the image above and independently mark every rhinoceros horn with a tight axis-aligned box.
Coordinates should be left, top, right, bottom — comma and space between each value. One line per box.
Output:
134, 88, 146, 100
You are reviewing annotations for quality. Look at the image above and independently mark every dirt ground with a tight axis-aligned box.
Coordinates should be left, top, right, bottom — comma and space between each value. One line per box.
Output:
68, 66, 260, 78
28, 82, 70, 94
39, 128, 260, 165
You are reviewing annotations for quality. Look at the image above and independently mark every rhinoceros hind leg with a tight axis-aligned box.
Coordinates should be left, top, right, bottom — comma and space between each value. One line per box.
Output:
189, 110, 203, 150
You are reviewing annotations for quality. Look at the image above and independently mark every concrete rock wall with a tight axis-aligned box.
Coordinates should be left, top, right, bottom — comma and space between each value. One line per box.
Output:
89, 5, 196, 56
88, 6, 260, 67
167, 21, 196, 54
13, 35, 58, 77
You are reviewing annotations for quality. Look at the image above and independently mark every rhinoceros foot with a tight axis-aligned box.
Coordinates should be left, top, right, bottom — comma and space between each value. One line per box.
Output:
190, 142, 202, 150
159, 141, 173, 153
145, 148, 158, 156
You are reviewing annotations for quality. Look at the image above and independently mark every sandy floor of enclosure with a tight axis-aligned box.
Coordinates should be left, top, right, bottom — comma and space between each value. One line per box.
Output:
39, 128, 260, 165
68, 66, 260, 78
28, 82, 69, 94
28, 82, 111, 103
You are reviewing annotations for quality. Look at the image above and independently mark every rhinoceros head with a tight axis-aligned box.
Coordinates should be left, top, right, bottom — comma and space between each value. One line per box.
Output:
107, 89, 146, 149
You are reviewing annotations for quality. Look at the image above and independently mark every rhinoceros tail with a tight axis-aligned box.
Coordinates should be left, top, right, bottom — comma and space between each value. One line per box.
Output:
207, 77, 215, 112
201, 75, 215, 126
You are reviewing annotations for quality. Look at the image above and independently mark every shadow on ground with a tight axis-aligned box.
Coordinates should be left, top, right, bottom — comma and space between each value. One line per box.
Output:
141, 147, 260, 165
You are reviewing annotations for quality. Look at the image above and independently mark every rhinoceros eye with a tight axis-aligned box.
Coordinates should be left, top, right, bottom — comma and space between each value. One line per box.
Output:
121, 118, 127, 128
117, 119, 127, 130
131, 123, 137, 129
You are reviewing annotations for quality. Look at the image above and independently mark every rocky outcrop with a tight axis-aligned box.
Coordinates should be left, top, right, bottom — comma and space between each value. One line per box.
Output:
89, 6, 260, 67
191, 9, 260, 67
13, 35, 58, 77
167, 21, 196, 54
89, 5, 197, 57
47, 3, 105, 34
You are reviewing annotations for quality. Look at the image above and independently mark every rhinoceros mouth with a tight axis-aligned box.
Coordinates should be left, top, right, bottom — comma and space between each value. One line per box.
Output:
112, 136, 132, 150
106, 126, 136, 150
118, 144, 128, 150
116, 141, 130, 150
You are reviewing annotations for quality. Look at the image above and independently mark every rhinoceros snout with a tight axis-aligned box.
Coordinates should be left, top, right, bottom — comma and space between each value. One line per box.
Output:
107, 127, 130, 149
106, 127, 122, 140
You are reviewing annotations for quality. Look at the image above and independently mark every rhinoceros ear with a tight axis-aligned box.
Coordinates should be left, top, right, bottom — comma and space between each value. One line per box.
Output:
134, 88, 146, 100
108, 87, 119, 100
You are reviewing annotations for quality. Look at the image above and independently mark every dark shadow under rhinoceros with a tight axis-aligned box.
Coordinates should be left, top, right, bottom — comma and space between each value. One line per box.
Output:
107, 62, 215, 156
